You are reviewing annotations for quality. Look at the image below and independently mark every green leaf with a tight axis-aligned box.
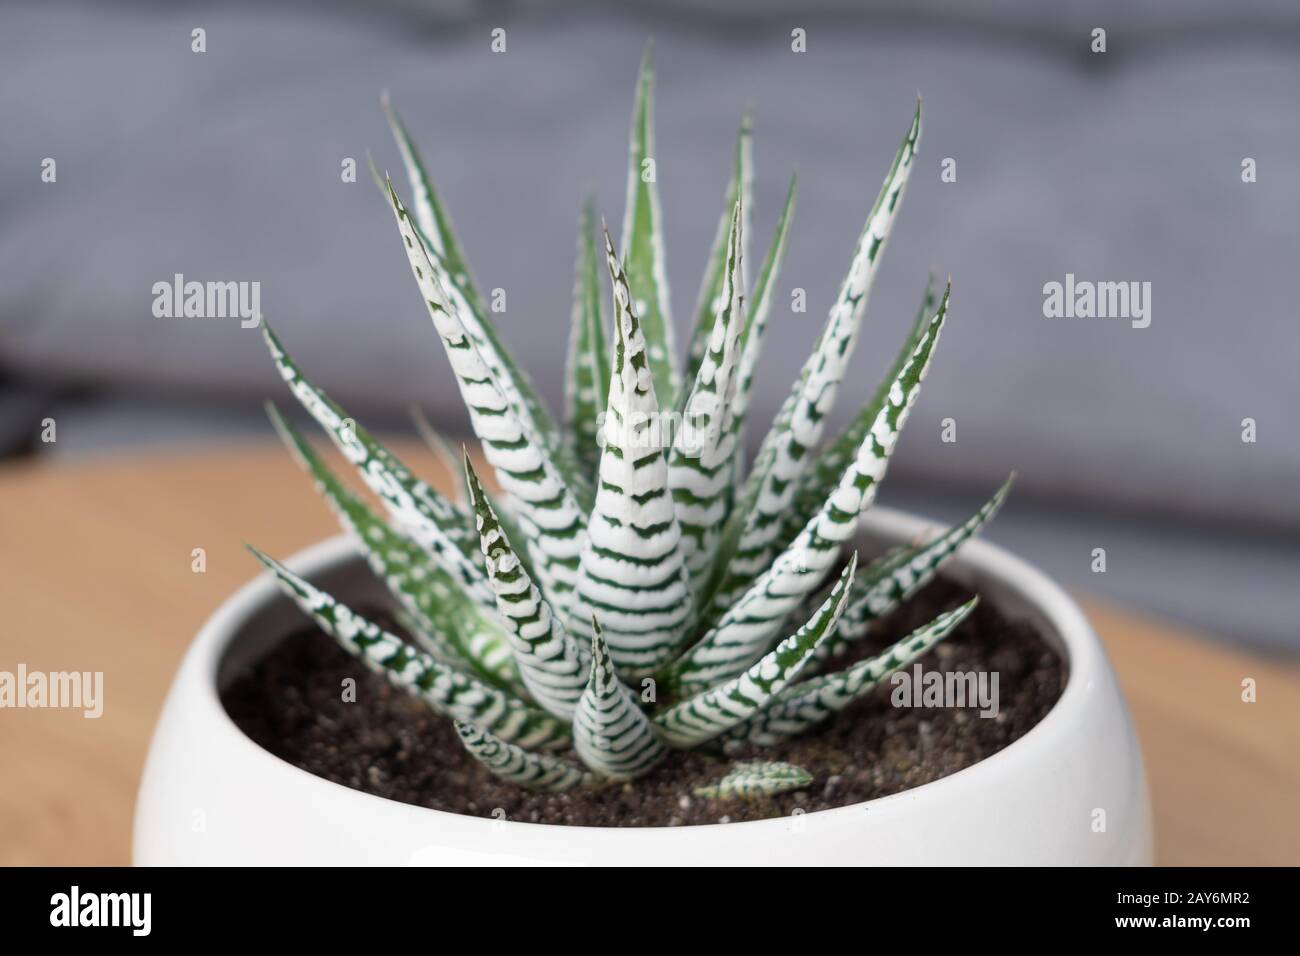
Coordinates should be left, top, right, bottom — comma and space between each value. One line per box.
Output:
570, 227, 694, 677
564, 198, 610, 478
454, 720, 590, 792
267, 403, 520, 692
693, 761, 812, 800
682, 110, 751, 391
726, 598, 977, 748
708, 101, 923, 614
669, 201, 746, 595
260, 321, 492, 607
654, 555, 857, 748
248, 546, 569, 751
671, 287, 950, 694
620, 43, 680, 402
814, 475, 1013, 664
573, 618, 667, 779
385, 180, 589, 603
464, 455, 588, 720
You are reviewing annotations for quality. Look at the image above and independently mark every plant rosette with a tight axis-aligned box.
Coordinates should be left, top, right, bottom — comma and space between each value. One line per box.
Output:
135, 48, 1151, 864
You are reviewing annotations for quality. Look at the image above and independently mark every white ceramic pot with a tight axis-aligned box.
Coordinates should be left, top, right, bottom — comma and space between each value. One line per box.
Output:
134, 507, 1153, 865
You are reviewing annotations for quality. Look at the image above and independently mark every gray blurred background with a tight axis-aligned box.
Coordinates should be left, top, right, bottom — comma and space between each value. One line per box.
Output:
1, 1, 1297, 654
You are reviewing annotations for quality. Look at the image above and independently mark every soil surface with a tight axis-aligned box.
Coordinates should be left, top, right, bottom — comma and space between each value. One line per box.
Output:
222, 578, 1064, 826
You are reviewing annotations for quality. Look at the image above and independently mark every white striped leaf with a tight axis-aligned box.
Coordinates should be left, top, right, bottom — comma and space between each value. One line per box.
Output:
247, 547, 569, 751
727, 171, 798, 455
707, 174, 797, 559
464, 455, 588, 720
682, 110, 752, 392
693, 761, 812, 800
726, 598, 977, 748
813, 475, 1012, 664
706, 101, 923, 617
411, 405, 534, 573
669, 201, 746, 594
260, 322, 493, 607
453, 720, 590, 792
564, 198, 610, 478
385, 181, 589, 603
573, 619, 667, 780
620, 44, 680, 402
666, 288, 949, 695
782, 274, 938, 544
654, 554, 857, 748
381, 92, 484, 316
267, 403, 520, 691
570, 228, 694, 676
382, 96, 590, 497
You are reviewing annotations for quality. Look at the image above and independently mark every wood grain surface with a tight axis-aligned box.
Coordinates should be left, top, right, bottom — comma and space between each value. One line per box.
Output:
1, 442, 1296, 865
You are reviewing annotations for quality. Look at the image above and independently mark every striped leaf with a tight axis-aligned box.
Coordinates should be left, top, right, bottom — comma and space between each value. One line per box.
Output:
564, 198, 610, 478
267, 403, 520, 691
667, 288, 949, 695
708, 174, 797, 554
382, 95, 590, 497
682, 110, 752, 391
726, 598, 977, 748
813, 475, 1012, 664
411, 405, 534, 574
464, 455, 588, 720
620, 44, 680, 402
260, 322, 492, 607
381, 92, 483, 316
248, 547, 569, 751
707, 101, 923, 616
693, 761, 812, 800
782, 274, 938, 543
573, 619, 667, 780
454, 720, 590, 792
385, 180, 589, 603
570, 228, 694, 677
727, 171, 798, 453
654, 555, 857, 749
669, 201, 746, 594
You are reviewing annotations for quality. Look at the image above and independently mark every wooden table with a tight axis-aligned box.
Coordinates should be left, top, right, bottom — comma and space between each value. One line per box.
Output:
1, 442, 1297, 865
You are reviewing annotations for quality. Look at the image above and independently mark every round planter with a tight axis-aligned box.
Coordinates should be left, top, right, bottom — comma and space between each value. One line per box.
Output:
134, 507, 1153, 865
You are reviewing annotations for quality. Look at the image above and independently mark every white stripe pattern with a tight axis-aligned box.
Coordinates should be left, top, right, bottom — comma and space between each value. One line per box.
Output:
668, 291, 948, 694
465, 457, 588, 720
386, 182, 588, 604
249, 547, 570, 751
573, 621, 667, 779
570, 229, 694, 676
709, 102, 922, 616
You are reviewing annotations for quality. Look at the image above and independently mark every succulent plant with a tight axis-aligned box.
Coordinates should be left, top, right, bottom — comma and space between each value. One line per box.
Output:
248, 50, 1012, 801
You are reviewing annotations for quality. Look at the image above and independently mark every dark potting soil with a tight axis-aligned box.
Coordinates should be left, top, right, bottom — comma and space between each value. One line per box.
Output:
222, 578, 1065, 826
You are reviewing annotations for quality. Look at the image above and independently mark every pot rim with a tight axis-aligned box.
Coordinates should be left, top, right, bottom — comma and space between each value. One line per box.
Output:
195, 506, 1102, 835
